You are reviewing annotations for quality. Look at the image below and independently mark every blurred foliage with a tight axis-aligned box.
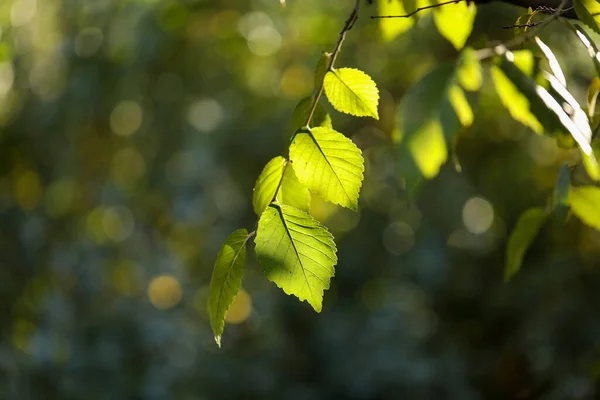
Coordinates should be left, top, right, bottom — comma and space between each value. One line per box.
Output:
1, 0, 600, 398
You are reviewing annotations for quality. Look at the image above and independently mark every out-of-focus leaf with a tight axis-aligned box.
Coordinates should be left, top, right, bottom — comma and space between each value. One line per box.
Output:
432, 0, 476, 50
505, 207, 547, 282
574, 0, 600, 35
314, 52, 332, 89
323, 68, 379, 119
570, 186, 600, 230
457, 48, 483, 92
587, 77, 600, 116
571, 25, 600, 77
378, 0, 414, 41
255, 204, 337, 312
290, 127, 364, 210
552, 164, 571, 210
291, 96, 332, 131
208, 229, 249, 347
535, 37, 566, 87
252, 156, 310, 215
396, 63, 475, 189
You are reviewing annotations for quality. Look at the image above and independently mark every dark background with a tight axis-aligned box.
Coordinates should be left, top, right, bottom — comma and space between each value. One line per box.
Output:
0, 0, 599, 398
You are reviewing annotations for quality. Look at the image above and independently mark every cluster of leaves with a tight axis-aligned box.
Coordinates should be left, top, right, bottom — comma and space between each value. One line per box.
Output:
377, 0, 600, 279
207, 32, 380, 346
209, 0, 600, 347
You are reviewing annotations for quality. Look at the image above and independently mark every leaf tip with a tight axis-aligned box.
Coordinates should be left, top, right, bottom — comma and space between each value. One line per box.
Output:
214, 335, 222, 348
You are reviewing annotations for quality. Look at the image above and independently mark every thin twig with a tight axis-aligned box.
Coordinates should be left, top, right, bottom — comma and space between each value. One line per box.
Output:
304, 0, 360, 127
270, 159, 289, 203
371, 0, 461, 19
503, 21, 543, 29
474, 0, 568, 60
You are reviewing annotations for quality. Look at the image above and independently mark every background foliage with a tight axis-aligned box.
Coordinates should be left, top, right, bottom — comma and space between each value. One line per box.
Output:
2, 0, 600, 398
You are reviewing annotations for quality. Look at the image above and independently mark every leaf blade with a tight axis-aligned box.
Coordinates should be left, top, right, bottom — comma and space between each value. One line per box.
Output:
208, 229, 249, 347
570, 185, 600, 230
323, 68, 379, 119
290, 127, 364, 210
505, 208, 547, 282
255, 204, 337, 312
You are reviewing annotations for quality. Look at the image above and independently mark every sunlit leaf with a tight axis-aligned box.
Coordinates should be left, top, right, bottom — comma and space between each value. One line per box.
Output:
587, 77, 600, 116
574, 0, 600, 35
291, 96, 332, 131
432, 0, 476, 50
290, 127, 364, 210
535, 37, 566, 87
396, 64, 475, 188
571, 26, 600, 77
505, 207, 547, 282
252, 156, 310, 215
378, 0, 414, 41
457, 48, 483, 92
255, 204, 337, 312
208, 229, 249, 347
570, 185, 600, 230
323, 68, 379, 119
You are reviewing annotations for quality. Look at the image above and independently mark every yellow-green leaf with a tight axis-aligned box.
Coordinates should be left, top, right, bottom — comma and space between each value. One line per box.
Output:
570, 185, 600, 230
505, 207, 547, 282
323, 68, 379, 119
378, 0, 414, 41
535, 36, 566, 87
587, 77, 600, 115
433, 0, 476, 50
290, 127, 364, 210
457, 48, 483, 92
252, 156, 310, 215
574, 0, 600, 35
208, 229, 249, 347
255, 204, 337, 312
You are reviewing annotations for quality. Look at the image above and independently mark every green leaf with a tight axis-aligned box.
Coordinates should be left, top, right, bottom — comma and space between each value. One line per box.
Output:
535, 36, 566, 87
490, 52, 544, 134
571, 25, 600, 77
291, 96, 332, 131
378, 0, 414, 41
505, 207, 547, 282
252, 156, 310, 215
587, 77, 600, 116
396, 63, 475, 188
432, 0, 476, 50
552, 164, 571, 210
208, 229, 249, 347
289, 127, 364, 210
457, 48, 483, 92
570, 185, 600, 230
323, 68, 379, 119
255, 204, 337, 312
574, 0, 600, 35
314, 52, 332, 90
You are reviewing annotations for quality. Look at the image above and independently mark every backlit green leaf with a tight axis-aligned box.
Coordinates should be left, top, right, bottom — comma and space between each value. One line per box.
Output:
290, 127, 364, 210
457, 48, 483, 92
574, 0, 600, 35
252, 156, 310, 215
323, 68, 379, 119
569, 185, 600, 230
432, 0, 476, 50
208, 229, 249, 347
396, 63, 475, 188
255, 204, 337, 312
378, 0, 414, 41
571, 26, 600, 77
535, 37, 566, 87
505, 207, 547, 282
291, 96, 332, 131
587, 77, 600, 115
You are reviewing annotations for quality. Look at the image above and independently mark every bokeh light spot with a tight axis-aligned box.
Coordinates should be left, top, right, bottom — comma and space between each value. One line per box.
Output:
187, 98, 223, 133
225, 289, 252, 324
247, 25, 282, 56
110, 101, 143, 136
111, 147, 146, 188
102, 206, 135, 242
462, 197, 494, 234
45, 179, 75, 217
280, 64, 313, 99
11, 0, 37, 27
382, 221, 415, 255
74, 27, 104, 58
148, 275, 182, 310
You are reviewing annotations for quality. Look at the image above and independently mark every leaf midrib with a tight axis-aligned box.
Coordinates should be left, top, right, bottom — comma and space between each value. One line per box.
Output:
213, 235, 247, 331
332, 69, 375, 117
